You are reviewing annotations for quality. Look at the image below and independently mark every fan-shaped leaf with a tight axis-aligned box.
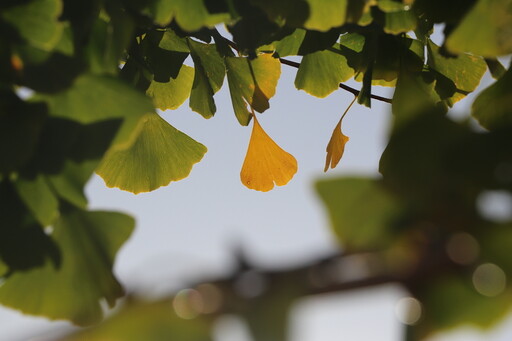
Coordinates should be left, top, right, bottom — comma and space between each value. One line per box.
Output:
1, 0, 63, 51
0, 209, 134, 326
226, 54, 281, 125
146, 65, 194, 111
240, 116, 297, 192
188, 39, 226, 118
295, 47, 354, 98
472, 67, 512, 130
97, 113, 207, 194
446, 0, 512, 57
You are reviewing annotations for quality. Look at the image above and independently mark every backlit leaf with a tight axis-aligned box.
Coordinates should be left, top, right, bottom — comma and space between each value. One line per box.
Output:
188, 39, 226, 118
1, 0, 63, 51
0, 209, 134, 326
226, 54, 281, 125
446, 0, 512, 57
63, 299, 213, 341
303, 0, 347, 31
97, 113, 207, 194
146, 65, 194, 111
472, 67, 512, 130
145, 0, 229, 30
316, 177, 402, 250
13, 175, 59, 227
295, 46, 354, 98
240, 116, 297, 192
324, 120, 349, 172
45, 74, 153, 125
427, 40, 486, 106
324, 97, 355, 171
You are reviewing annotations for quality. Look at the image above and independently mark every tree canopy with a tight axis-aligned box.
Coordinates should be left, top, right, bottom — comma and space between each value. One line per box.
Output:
1, 0, 512, 340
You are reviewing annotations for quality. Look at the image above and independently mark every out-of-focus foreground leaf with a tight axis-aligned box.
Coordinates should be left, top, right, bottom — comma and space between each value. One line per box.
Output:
0, 209, 134, 326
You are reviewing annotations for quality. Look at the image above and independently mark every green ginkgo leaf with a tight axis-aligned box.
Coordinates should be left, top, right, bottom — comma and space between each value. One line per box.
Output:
295, 46, 354, 98
145, 0, 229, 30
64, 299, 213, 341
303, 0, 347, 31
0, 209, 134, 326
96, 113, 207, 193
427, 40, 486, 106
316, 177, 402, 251
188, 39, 226, 118
1, 0, 63, 51
226, 54, 281, 125
472, 67, 512, 130
446, 0, 512, 57
13, 175, 59, 227
146, 65, 194, 111
45, 74, 154, 124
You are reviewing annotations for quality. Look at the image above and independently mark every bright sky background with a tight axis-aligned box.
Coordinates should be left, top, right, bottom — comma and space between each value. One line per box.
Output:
1, 38, 512, 341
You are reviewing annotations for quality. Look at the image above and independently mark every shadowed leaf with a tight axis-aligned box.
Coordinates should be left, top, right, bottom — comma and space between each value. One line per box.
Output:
0, 209, 134, 326
146, 65, 194, 111
226, 54, 281, 125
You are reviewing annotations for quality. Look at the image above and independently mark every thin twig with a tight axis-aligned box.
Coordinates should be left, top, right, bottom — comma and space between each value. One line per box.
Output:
279, 58, 392, 103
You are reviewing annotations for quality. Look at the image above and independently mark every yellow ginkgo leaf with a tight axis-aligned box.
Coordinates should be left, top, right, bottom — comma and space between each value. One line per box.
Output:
324, 97, 355, 172
324, 119, 350, 172
240, 116, 298, 192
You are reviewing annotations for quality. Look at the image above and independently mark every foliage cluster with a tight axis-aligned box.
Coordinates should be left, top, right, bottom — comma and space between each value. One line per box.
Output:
1, 0, 512, 340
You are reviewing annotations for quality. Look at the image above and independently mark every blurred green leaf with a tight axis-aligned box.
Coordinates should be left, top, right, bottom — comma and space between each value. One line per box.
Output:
0, 93, 47, 173
1, 0, 63, 51
0, 180, 60, 272
316, 177, 402, 250
226, 54, 281, 125
485, 58, 506, 79
0, 209, 134, 326
63, 299, 213, 341
303, 0, 347, 31
412, 276, 512, 339
97, 113, 207, 193
146, 65, 194, 111
85, 13, 134, 75
188, 39, 226, 118
472, 67, 512, 130
44, 74, 153, 124
13, 175, 59, 227
446, 0, 512, 57
143, 0, 229, 30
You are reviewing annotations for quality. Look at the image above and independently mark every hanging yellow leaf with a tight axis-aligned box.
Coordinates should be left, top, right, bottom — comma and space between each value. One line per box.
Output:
324, 120, 350, 172
324, 97, 355, 172
240, 116, 297, 192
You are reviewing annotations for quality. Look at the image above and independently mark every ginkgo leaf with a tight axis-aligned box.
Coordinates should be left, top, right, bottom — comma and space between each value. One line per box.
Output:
1, 0, 63, 51
446, 0, 512, 57
96, 113, 207, 194
240, 116, 297, 192
226, 54, 281, 126
0, 209, 134, 326
324, 98, 355, 172
146, 65, 194, 111
324, 121, 349, 172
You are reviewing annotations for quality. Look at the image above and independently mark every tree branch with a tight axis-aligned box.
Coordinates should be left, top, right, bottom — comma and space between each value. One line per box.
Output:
214, 32, 393, 104
279, 58, 393, 104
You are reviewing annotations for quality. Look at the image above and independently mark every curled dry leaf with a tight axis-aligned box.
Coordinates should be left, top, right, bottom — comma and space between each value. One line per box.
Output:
240, 116, 298, 192
324, 97, 355, 172
324, 119, 350, 172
